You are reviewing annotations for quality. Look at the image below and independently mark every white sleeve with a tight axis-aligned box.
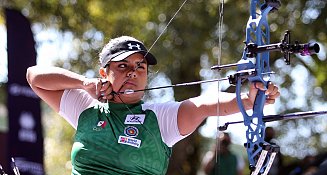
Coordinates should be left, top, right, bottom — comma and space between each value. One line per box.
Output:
142, 101, 188, 147
237, 155, 245, 171
59, 89, 98, 129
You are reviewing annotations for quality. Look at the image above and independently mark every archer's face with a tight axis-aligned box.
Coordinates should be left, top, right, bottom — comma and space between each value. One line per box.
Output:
105, 53, 148, 103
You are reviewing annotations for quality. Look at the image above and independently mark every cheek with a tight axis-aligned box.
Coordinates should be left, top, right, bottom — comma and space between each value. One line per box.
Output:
107, 71, 114, 82
140, 78, 148, 89
107, 73, 120, 90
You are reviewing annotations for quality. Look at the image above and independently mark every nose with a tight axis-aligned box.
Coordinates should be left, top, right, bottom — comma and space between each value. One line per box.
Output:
127, 70, 137, 78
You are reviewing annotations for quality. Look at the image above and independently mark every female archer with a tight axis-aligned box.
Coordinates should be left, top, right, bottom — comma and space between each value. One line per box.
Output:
26, 35, 280, 175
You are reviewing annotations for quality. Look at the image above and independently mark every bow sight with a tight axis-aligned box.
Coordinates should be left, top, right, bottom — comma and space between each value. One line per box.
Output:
245, 31, 320, 65
211, 31, 320, 85
211, 30, 320, 70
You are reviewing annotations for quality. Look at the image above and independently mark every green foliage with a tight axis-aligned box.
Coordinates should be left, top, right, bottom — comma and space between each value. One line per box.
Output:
42, 107, 74, 175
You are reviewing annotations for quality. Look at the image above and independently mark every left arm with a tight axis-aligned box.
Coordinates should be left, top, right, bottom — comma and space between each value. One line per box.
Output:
177, 82, 280, 135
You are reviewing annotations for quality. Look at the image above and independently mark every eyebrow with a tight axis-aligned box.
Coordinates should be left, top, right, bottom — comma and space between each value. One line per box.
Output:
124, 60, 147, 65
118, 59, 146, 63
136, 60, 147, 64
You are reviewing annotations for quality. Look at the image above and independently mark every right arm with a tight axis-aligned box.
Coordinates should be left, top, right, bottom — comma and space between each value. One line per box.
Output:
26, 66, 110, 112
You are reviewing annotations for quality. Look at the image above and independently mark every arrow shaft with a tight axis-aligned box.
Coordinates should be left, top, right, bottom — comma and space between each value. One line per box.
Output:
263, 110, 327, 122
218, 110, 327, 131
118, 77, 229, 94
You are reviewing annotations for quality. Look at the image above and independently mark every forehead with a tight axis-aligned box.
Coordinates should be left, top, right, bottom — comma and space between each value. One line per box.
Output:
119, 53, 147, 63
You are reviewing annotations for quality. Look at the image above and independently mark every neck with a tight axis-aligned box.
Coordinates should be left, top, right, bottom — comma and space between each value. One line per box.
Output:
111, 94, 142, 104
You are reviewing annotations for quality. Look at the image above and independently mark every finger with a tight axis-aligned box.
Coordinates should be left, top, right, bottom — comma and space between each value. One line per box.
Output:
100, 82, 113, 100
267, 91, 280, 100
101, 79, 108, 85
266, 83, 279, 96
100, 91, 106, 97
98, 96, 107, 103
107, 93, 114, 100
95, 78, 103, 96
99, 91, 110, 100
252, 82, 266, 91
272, 85, 279, 94
100, 79, 110, 91
98, 89, 111, 102
269, 86, 279, 97
99, 92, 114, 101
97, 79, 108, 97
265, 82, 274, 95
265, 99, 276, 104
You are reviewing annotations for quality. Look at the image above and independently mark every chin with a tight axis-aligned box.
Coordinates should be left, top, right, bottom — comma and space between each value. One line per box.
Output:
114, 92, 144, 104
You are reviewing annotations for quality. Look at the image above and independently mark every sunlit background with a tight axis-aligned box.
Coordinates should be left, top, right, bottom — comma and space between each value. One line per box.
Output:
1, 22, 326, 156
0, 0, 327, 174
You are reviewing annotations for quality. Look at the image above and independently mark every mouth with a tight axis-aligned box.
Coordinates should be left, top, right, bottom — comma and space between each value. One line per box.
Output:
124, 81, 136, 86
116, 80, 144, 95
119, 81, 138, 92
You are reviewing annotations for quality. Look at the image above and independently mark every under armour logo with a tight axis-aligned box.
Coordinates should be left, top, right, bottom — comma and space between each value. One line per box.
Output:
127, 43, 141, 50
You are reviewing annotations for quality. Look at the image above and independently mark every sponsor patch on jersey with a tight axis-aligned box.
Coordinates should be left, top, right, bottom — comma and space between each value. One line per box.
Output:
124, 126, 139, 137
118, 136, 141, 148
124, 114, 145, 124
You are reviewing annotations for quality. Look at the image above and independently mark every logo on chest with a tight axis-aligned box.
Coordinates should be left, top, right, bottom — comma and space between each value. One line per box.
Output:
124, 126, 139, 137
124, 114, 145, 124
97, 120, 106, 128
93, 120, 107, 131
118, 136, 141, 148
117, 126, 141, 148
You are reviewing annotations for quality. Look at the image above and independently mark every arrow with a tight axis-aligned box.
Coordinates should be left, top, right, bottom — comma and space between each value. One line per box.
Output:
218, 110, 327, 131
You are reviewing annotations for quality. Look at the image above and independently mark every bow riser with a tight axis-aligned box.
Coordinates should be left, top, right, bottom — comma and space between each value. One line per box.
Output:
236, 1, 276, 174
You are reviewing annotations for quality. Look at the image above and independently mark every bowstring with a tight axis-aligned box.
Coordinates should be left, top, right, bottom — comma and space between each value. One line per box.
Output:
115, 0, 189, 100
215, 0, 224, 173
145, 0, 189, 57
107, 0, 189, 158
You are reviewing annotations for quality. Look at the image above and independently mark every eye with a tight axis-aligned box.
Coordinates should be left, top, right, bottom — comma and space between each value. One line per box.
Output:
137, 65, 145, 70
118, 63, 128, 68
136, 62, 146, 70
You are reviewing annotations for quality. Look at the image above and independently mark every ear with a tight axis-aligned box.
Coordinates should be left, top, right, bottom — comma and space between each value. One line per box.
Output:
99, 68, 107, 78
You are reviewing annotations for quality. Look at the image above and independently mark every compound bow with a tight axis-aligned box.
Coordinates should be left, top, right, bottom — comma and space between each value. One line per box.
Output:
211, 0, 323, 174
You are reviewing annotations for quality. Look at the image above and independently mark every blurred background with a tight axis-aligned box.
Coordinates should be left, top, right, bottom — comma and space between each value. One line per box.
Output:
0, 0, 326, 174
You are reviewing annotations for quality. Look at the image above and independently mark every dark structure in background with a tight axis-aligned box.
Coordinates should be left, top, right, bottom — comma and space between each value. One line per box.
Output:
4, 8, 44, 174
0, 132, 7, 171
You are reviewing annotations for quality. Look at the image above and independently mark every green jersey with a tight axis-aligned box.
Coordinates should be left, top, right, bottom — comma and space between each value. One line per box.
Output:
210, 153, 238, 175
59, 89, 184, 175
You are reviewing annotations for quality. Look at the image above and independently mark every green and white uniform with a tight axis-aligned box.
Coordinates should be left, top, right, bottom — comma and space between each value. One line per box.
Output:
59, 89, 186, 175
